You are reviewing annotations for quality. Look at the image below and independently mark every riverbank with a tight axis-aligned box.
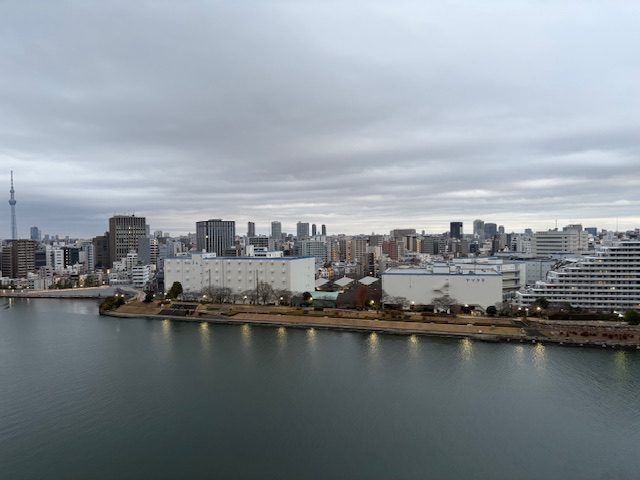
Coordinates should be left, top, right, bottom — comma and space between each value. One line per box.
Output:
103, 301, 640, 348
0, 286, 137, 299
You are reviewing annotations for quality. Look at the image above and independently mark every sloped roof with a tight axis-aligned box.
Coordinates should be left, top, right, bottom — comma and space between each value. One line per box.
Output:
334, 277, 354, 287
315, 278, 330, 288
311, 291, 340, 301
358, 276, 379, 286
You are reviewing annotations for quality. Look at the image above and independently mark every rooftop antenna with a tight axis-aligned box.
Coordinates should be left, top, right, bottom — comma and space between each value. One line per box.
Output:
9, 171, 17, 239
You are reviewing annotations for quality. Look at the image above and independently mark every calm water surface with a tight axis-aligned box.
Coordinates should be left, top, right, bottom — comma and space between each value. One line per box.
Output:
1, 299, 639, 479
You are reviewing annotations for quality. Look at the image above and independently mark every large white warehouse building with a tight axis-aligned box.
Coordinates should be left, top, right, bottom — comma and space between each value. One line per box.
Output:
381, 265, 502, 310
164, 252, 315, 295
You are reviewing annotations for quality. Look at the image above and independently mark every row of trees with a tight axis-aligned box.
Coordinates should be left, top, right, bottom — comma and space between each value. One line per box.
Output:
200, 282, 295, 306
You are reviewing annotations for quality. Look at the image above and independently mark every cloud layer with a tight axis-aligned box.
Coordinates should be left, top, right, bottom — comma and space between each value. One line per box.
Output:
1, 1, 639, 238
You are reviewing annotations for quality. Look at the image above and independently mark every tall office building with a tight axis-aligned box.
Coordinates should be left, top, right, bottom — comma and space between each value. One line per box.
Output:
30, 226, 41, 242
473, 220, 485, 239
321, 224, 327, 236
312, 224, 317, 236
108, 215, 147, 268
247, 222, 256, 237
484, 223, 498, 237
450, 222, 463, 240
271, 221, 282, 239
296, 222, 310, 239
196, 219, 235, 255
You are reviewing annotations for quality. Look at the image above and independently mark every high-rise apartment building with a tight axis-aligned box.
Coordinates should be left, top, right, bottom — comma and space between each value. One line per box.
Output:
108, 215, 147, 268
321, 224, 327, 236
450, 222, 463, 240
247, 222, 256, 237
1, 239, 37, 279
196, 219, 235, 255
312, 224, 317, 236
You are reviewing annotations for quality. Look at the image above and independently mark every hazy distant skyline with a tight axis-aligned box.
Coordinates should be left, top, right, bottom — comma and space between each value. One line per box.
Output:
2, 1, 639, 239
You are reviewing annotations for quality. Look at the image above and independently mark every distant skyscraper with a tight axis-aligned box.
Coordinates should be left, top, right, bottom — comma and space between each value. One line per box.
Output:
484, 223, 497, 237
498, 225, 505, 235
196, 219, 235, 255
108, 215, 147, 267
297, 222, 310, 239
8, 171, 17, 239
312, 223, 317, 236
30, 226, 41, 242
473, 219, 485, 239
321, 224, 327, 236
247, 221, 256, 237
271, 221, 282, 239
450, 222, 463, 240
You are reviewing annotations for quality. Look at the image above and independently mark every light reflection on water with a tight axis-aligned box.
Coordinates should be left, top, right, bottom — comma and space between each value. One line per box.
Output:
277, 327, 287, 353
513, 344, 525, 366
613, 350, 628, 381
459, 338, 473, 363
533, 343, 547, 373
408, 334, 420, 359
199, 322, 210, 351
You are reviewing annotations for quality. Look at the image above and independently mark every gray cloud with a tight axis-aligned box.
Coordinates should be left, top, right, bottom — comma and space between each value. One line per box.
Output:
1, 1, 639, 238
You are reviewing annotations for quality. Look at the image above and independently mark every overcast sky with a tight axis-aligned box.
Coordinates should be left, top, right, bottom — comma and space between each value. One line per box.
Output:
1, 1, 639, 239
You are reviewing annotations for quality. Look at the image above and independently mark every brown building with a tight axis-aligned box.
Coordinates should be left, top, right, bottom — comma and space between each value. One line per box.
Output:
1, 239, 37, 279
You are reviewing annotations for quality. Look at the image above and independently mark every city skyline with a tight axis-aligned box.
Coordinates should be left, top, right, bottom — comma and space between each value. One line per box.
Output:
2, 2, 639, 238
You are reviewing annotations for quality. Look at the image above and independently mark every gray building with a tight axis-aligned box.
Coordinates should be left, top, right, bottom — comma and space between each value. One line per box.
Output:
296, 222, 310, 240
108, 215, 147, 268
196, 219, 236, 255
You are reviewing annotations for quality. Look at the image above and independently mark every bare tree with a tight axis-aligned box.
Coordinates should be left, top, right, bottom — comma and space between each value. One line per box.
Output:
432, 294, 458, 314
273, 288, 293, 306
257, 281, 274, 304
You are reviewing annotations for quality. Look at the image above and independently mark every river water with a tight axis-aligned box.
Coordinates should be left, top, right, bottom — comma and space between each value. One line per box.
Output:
1, 299, 639, 479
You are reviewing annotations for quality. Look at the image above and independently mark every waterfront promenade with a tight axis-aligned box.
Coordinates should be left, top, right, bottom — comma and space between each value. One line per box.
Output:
0, 286, 136, 299
104, 301, 640, 348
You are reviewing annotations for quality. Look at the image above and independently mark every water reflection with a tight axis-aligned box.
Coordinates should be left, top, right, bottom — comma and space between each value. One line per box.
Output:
277, 327, 287, 353
241, 324, 252, 350
533, 343, 547, 373
408, 335, 420, 359
459, 338, 473, 363
306, 328, 317, 352
161, 319, 174, 357
199, 322, 210, 352
513, 345, 524, 366
613, 350, 628, 381
367, 332, 380, 358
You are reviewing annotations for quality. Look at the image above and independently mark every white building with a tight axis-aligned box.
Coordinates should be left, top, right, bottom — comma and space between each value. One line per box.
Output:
132, 264, 151, 289
516, 240, 640, 312
164, 253, 315, 295
381, 265, 502, 310
532, 228, 588, 256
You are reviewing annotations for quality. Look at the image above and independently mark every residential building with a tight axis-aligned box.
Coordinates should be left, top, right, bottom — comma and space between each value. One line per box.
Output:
450, 222, 463, 240
271, 221, 282, 240
516, 240, 640, 312
532, 228, 588, 256
296, 222, 310, 240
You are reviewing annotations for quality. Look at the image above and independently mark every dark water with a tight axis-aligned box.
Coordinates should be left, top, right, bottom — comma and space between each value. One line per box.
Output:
1, 299, 639, 479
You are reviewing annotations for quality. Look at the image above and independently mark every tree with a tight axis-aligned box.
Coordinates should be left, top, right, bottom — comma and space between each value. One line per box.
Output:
624, 310, 640, 325
167, 281, 183, 300
274, 288, 293, 306
257, 281, 274, 304
432, 294, 458, 314
390, 296, 410, 310
302, 291, 313, 307
143, 291, 154, 303
486, 305, 497, 317
356, 285, 368, 310
535, 297, 549, 309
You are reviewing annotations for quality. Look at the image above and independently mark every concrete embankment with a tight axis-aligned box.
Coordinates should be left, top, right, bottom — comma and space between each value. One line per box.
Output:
101, 309, 528, 344
101, 306, 640, 349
